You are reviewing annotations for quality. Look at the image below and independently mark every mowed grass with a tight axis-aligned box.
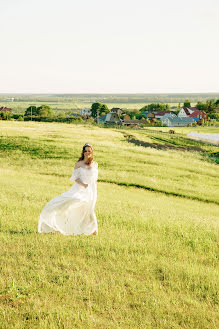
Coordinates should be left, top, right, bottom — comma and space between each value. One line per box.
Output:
0, 121, 219, 328
0, 122, 219, 204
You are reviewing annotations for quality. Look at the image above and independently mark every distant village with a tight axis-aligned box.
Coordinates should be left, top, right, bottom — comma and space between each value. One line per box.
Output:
0, 100, 218, 127
92, 106, 208, 127
76, 104, 214, 127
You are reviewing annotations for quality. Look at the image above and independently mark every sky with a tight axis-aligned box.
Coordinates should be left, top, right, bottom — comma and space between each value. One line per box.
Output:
0, 0, 219, 93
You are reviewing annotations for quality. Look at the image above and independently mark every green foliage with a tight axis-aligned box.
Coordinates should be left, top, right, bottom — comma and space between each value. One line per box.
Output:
196, 99, 218, 117
38, 105, 54, 117
17, 116, 24, 121
91, 102, 109, 118
0, 111, 12, 120
140, 103, 170, 112
183, 99, 191, 107
24, 105, 54, 118
24, 106, 38, 116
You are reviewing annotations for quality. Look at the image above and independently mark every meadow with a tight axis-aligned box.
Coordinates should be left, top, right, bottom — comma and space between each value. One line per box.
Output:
0, 121, 219, 328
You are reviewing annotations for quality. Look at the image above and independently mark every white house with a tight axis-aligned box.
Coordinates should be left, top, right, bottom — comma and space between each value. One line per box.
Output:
80, 108, 92, 117
178, 107, 197, 117
160, 112, 177, 124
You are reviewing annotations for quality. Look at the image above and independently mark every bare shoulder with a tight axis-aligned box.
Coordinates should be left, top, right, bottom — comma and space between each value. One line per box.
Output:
74, 161, 83, 169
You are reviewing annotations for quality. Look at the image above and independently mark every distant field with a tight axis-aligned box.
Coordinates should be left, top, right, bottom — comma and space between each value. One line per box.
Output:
0, 121, 218, 328
0, 101, 182, 113
1, 92, 218, 114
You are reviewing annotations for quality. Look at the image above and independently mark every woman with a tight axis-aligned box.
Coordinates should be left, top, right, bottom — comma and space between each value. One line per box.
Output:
38, 144, 98, 236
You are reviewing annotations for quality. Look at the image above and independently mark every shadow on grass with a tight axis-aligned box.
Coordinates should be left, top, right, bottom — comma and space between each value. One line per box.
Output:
98, 179, 219, 205
0, 136, 72, 159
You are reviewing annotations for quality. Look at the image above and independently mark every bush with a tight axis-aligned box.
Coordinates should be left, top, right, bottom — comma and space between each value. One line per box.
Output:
0, 111, 12, 120
17, 116, 24, 121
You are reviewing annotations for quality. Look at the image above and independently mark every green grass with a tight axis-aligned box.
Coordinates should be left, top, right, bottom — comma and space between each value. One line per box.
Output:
0, 121, 219, 328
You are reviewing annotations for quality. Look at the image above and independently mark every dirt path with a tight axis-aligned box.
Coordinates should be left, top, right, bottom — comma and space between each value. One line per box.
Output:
123, 133, 204, 152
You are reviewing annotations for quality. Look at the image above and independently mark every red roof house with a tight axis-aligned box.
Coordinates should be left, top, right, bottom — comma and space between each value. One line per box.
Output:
0, 106, 12, 112
189, 110, 208, 121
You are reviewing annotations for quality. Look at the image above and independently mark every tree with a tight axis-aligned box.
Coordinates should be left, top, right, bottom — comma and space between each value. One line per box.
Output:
91, 103, 109, 118
37, 105, 53, 117
183, 100, 191, 107
91, 103, 102, 118
24, 106, 38, 116
196, 100, 216, 115
0, 111, 12, 120
100, 104, 110, 116
140, 103, 170, 112
196, 101, 207, 112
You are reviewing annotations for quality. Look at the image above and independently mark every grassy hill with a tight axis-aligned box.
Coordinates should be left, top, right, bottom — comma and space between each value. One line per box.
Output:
0, 121, 218, 328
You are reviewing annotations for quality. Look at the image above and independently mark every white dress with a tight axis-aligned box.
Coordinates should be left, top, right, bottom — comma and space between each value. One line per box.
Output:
38, 162, 98, 235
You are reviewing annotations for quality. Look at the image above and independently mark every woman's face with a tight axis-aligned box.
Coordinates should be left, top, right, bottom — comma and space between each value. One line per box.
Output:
84, 146, 93, 157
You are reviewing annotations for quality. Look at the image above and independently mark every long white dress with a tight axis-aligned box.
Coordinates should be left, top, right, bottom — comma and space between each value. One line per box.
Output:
38, 162, 98, 235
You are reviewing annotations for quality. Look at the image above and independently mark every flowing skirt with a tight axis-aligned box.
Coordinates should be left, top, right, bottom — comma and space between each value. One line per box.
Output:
38, 183, 98, 235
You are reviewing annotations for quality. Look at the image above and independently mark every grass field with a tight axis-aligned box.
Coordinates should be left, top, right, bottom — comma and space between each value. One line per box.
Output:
0, 121, 219, 328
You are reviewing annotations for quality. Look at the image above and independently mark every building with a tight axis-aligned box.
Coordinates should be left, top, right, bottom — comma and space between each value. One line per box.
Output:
178, 107, 198, 117
154, 111, 173, 119
97, 112, 121, 124
0, 106, 12, 112
80, 108, 91, 117
110, 108, 124, 115
160, 112, 177, 124
141, 111, 155, 119
162, 117, 194, 127
189, 110, 208, 121
123, 114, 131, 121
122, 120, 144, 127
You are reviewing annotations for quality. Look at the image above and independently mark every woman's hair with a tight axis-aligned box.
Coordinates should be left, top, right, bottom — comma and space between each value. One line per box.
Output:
78, 144, 93, 164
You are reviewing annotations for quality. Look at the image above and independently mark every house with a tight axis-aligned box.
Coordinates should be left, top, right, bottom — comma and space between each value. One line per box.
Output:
154, 111, 173, 119
160, 112, 177, 124
111, 108, 124, 115
80, 108, 91, 117
189, 110, 208, 121
162, 117, 194, 127
178, 107, 198, 117
141, 111, 155, 119
97, 112, 121, 124
97, 114, 107, 123
122, 120, 144, 127
0, 106, 12, 112
123, 114, 131, 121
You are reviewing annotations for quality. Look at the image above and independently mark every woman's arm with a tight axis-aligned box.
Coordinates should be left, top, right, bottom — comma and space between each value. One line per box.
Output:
75, 178, 88, 189
73, 162, 88, 188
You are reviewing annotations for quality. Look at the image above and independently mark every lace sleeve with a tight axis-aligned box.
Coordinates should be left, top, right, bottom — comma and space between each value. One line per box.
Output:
70, 168, 81, 182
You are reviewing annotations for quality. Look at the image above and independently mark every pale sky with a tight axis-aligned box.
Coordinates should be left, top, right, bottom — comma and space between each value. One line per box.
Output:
0, 0, 219, 93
